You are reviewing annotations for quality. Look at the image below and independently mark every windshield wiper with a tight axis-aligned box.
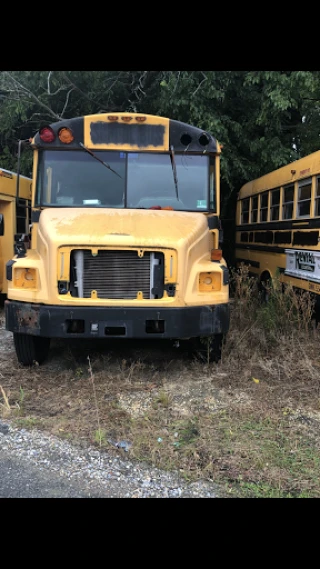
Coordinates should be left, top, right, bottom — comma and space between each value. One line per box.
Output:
79, 142, 122, 179
170, 145, 180, 201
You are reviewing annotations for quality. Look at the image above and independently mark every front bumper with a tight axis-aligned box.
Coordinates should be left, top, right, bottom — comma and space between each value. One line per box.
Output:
5, 301, 230, 339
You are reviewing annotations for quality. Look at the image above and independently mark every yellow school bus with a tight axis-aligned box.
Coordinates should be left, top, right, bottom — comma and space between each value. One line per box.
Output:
236, 149, 320, 300
0, 168, 32, 299
5, 112, 230, 365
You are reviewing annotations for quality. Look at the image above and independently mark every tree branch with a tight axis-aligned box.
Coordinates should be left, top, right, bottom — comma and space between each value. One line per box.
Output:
47, 71, 53, 94
61, 71, 102, 105
60, 88, 75, 118
46, 70, 69, 96
192, 75, 208, 97
3, 71, 63, 120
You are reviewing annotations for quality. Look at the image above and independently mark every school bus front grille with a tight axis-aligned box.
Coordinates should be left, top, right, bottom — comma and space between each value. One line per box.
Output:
73, 250, 153, 300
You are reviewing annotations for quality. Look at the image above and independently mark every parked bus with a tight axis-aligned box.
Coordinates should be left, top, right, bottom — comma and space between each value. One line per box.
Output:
5, 112, 230, 365
235, 150, 320, 302
0, 168, 32, 301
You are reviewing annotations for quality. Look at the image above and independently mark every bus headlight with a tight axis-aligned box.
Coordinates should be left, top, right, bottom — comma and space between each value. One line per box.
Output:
199, 272, 221, 292
13, 268, 38, 289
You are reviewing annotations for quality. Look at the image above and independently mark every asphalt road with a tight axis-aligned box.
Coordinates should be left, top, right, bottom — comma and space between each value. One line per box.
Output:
0, 422, 220, 498
0, 450, 103, 498
0, 421, 109, 498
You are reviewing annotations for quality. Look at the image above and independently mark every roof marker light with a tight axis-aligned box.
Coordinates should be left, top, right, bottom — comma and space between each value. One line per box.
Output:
39, 127, 55, 143
58, 128, 75, 144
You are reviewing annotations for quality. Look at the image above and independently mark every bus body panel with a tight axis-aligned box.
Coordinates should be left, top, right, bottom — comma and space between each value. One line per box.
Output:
0, 170, 32, 295
7, 207, 228, 308
236, 149, 320, 297
5, 113, 229, 364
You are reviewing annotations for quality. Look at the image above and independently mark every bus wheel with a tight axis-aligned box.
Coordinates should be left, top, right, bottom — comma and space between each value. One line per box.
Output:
13, 333, 50, 366
191, 334, 223, 364
259, 273, 272, 303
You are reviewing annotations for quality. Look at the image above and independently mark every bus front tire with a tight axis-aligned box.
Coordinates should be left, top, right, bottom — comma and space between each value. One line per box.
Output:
191, 334, 223, 364
13, 333, 50, 366
259, 273, 272, 303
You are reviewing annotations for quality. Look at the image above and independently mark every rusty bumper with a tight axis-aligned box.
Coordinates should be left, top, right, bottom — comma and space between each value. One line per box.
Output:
5, 300, 230, 339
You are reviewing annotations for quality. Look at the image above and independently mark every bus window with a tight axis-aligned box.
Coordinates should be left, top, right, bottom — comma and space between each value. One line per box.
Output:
251, 196, 258, 223
209, 162, 215, 211
260, 192, 269, 222
297, 178, 312, 218
127, 153, 210, 212
283, 185, 294, 220
271, 189, 280, 221
241, 199, 250, 224
315, 177, 320, 217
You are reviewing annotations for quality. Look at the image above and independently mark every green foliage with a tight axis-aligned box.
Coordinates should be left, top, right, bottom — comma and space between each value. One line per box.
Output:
2, 70, 320, 204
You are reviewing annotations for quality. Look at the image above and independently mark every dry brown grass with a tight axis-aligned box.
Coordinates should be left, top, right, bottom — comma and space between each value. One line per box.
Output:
1, 272, 320, 498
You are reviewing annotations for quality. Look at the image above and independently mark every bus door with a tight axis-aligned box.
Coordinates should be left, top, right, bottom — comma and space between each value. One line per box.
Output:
0, 199, 15, 294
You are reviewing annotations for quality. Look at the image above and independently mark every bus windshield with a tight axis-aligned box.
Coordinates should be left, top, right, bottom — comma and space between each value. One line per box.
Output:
36, 150, 215, 212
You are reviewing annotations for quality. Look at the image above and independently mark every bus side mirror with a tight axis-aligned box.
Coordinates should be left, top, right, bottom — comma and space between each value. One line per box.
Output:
0, 214, 4, 236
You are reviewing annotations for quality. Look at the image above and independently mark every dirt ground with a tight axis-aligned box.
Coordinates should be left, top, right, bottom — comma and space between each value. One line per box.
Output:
1, 304, 320, 498
0, 307, 236, 433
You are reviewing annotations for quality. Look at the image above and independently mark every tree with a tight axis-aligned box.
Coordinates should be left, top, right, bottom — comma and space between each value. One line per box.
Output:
0, 70, 165, 174
2, 70, 320, 262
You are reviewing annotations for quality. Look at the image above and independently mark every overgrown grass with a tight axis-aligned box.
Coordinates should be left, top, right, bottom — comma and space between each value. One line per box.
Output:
1, 270, 320, 498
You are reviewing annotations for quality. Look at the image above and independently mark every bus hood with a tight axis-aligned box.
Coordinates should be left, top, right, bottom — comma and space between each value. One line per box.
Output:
37, 208, 209, 249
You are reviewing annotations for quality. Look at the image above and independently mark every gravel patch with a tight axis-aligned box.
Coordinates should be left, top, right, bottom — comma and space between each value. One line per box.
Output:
0, 421, 222, 498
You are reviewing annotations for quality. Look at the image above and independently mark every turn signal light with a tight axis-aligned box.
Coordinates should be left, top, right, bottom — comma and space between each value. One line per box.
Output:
199, 272, 221, 292
13, 268, 38, 289
58, 128, 74, 144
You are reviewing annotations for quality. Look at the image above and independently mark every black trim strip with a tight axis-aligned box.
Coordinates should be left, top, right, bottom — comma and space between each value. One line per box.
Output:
236, 219, 320, 232
238, 228, 319, 248
208, 216, 220, 230
6, 260, 16, 281
221, 266, 230, 285
274, 231, 292, 245
293, 231, 319, 246
31, 210, 41, 223
236, 242, 320, 255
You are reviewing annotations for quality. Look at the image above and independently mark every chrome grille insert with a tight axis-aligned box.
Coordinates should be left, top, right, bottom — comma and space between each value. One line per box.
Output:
74, 250, 152, 300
